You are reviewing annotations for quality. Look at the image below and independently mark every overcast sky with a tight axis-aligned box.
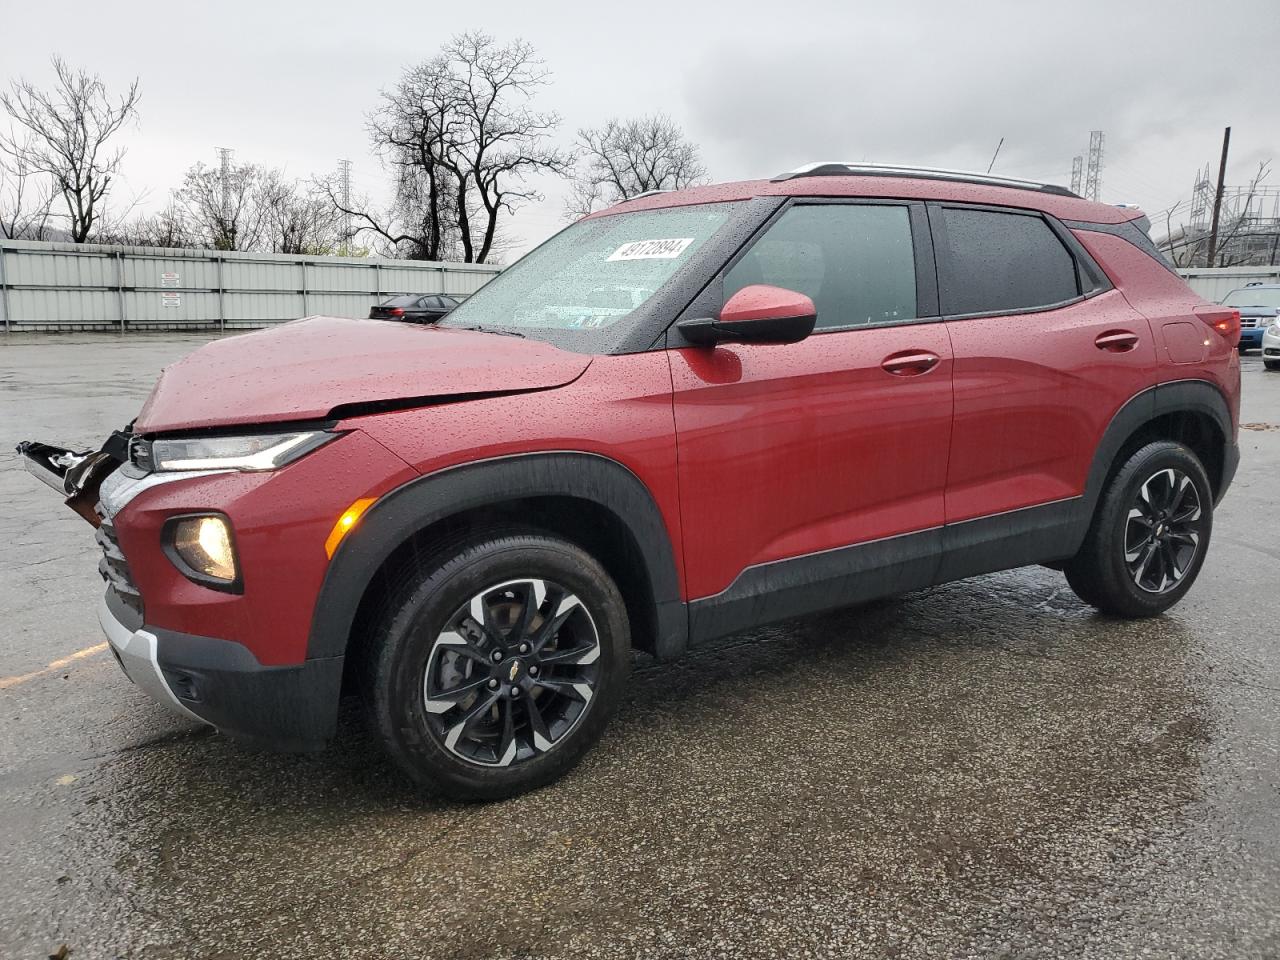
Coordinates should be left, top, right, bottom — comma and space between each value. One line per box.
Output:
5, 0, 1278, 259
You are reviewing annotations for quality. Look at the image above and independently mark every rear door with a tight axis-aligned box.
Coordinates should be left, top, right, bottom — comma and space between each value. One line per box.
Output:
669, 200, 954, 617
932, 203, 1157, 536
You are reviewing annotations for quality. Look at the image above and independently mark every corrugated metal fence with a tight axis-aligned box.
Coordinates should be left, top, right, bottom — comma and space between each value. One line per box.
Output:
1178, 266, 1280, 303
0, 239, 502, 332
2, 238, 1273, 332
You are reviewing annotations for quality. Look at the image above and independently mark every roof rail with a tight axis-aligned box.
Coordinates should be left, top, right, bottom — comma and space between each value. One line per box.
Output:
771, 162, 1080, 198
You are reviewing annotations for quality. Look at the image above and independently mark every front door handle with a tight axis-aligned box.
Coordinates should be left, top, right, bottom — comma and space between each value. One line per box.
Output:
881, 350, 941, 376
1095, 330, 1140, 353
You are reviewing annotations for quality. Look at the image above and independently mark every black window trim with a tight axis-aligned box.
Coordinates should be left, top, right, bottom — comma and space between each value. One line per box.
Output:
926, 201, 1113, 323
669, 196, 941, 344
1062, 217, 1180, 277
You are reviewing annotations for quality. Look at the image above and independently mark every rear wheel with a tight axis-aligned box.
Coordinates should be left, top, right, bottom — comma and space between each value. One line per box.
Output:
1064, 441, 1213, 618
364, 533, 631, 800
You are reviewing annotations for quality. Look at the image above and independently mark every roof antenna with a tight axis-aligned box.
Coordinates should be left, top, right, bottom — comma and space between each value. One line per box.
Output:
987, 137, 1004, 174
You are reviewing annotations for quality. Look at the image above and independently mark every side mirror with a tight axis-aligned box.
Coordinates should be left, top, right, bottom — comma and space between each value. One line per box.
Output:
676, 284, 817, 346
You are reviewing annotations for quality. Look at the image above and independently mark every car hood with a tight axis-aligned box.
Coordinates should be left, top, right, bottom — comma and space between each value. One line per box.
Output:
134, 316, 592, 434
1236, 306, 1279, 317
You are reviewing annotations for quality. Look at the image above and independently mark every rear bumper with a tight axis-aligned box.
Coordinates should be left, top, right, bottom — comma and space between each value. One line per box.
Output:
100, 588, 343, 751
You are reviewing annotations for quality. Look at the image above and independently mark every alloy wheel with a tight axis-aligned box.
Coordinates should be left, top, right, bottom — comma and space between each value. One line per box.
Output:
1123, 467, 1204, 594
422, 578, 601, 767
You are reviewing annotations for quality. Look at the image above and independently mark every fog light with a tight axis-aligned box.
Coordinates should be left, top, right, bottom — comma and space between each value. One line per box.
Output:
169, 515, 238, 584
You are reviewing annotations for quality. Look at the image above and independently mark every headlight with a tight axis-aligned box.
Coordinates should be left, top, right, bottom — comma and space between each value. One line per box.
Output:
165, 514, 239, 588
146, 430, 334, 472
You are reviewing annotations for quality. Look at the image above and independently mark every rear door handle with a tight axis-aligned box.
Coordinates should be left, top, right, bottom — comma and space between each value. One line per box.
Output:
881, 350, 941, 376
1095, 330, 1140, 353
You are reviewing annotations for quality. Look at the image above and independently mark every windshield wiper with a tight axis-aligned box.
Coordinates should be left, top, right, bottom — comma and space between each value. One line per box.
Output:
458, 325, 526, 338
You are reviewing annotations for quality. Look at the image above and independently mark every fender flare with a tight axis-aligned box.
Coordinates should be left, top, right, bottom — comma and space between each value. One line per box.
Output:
1082, 379, 1236, 524
306, 451, 687, 661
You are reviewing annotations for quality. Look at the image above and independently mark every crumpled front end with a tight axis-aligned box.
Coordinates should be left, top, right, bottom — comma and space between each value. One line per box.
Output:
16, 426, 416, 751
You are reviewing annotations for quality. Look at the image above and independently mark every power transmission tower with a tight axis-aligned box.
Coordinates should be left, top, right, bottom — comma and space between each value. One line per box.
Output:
1084, 130, 1104, 202
216, 146, 234, 223
1189, 164, 1213, 229
336, 158, 352, 255
1070, 156, 1083, 195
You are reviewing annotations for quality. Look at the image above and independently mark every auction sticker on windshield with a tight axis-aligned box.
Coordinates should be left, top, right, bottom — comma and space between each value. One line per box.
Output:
607, 238, 695, 261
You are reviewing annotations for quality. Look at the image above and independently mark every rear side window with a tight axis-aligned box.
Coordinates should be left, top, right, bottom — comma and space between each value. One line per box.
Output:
725, 204, 918, 329
938, 208, 1079, 316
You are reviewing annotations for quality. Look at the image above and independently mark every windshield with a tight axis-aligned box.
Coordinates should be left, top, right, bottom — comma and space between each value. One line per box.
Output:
440, 202, 742, 349
1223, 287, 1280, 309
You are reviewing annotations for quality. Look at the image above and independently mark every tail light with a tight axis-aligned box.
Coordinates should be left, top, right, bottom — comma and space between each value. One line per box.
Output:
1193, 305, 1240, 341
388, 307, 405, 317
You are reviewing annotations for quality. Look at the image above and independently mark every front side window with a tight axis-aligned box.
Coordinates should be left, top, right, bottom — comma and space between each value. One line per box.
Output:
938, 207, 1079, 316
724, 204, 918, 329
440, 202, 742, 349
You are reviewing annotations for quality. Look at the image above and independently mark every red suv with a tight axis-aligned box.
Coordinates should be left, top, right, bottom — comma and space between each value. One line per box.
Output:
20, 163, 1241, 800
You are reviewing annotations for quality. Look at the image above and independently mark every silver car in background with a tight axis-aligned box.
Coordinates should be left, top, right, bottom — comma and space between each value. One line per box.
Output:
1263, 315, 1280, 371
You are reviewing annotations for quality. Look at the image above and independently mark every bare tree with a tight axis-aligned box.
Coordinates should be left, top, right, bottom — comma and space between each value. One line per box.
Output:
0, 57, 139, 242
566, 114, 708, 219
444, 33, 572, 263
0, 147, 55, 240
101, 201, 192, 248
335, 33, 570, 263
175, 159, 267, 251
259, 172, 341, 254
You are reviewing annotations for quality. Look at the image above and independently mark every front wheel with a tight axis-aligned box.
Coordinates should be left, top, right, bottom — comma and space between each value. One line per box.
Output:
364, 533, 631, 800
1064, 441, 1213, 618
1265, 359, 1280, 371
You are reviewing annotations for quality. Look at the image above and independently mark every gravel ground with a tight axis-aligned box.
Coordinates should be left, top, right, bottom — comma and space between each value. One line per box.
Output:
1, 333, 1278, 960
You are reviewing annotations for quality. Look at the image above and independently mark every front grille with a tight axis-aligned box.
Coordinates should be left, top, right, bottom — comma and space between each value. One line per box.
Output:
96, 515, 143, 617
1241, 317, 1258, 328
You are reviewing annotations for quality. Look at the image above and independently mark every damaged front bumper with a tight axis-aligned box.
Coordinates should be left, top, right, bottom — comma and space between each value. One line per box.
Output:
18, 432, 344, 751
15, 433, 131, 525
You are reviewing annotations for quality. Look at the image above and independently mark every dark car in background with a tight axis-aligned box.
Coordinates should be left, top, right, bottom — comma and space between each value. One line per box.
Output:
1221, 283, 1280, 353
370, 294, 459, 323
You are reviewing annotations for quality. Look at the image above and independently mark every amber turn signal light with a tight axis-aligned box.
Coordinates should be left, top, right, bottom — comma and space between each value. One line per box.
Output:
325, 497, 376, 558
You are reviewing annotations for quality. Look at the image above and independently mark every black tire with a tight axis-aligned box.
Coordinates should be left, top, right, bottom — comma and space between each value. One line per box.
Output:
1064, 441, 1213, 619
1265, 359, 1280, 371
364, 532, 631, 801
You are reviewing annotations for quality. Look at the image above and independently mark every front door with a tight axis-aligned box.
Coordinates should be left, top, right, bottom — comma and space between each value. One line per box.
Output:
668, 201, 954, 638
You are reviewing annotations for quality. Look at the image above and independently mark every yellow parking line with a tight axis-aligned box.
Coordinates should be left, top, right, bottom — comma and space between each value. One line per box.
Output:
0, 643, 109, 690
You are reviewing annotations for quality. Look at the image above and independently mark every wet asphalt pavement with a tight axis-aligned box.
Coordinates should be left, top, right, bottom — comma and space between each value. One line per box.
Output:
1, 333, 1278, 960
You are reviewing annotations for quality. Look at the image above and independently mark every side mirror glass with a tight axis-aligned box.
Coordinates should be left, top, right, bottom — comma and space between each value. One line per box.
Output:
676, 284, 817, 346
